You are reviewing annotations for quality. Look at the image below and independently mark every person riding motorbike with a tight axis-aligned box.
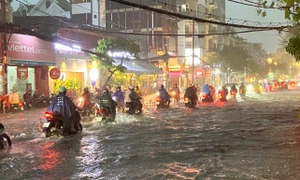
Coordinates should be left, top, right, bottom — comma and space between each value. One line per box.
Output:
184, 84, 198, 106
230, 84, 238, 97
219, 85, 228, 102
81, 87, 93, 110
46, 86, 79, 136
0, 123, 11, 149
170, 83, 180, 102
99, 89, 117, 121
112, 86, 125, 112
158, 85, 171, 107
23, 90, 32, 101
202, 84, 214, 102
128, 86, 143, 114
239, 82, 246, 96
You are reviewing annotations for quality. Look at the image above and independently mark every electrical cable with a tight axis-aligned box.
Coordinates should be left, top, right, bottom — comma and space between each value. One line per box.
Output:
107, 0, 290, 30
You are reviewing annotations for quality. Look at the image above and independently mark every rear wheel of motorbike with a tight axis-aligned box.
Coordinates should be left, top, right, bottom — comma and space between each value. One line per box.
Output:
45, 128, 51, 138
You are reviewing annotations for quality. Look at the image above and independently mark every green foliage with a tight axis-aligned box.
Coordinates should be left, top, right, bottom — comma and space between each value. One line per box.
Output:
93, 37, 140, 88
53, 79, 81, 95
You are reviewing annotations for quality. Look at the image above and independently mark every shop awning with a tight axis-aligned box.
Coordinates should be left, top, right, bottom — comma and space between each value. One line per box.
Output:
113, 59, 163, 75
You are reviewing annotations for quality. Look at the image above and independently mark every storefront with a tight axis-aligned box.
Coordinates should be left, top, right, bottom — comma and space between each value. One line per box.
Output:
0, 34, 55, 95
49, 43, 92, 94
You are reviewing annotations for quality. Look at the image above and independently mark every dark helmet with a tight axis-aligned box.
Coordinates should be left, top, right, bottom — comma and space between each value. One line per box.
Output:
161, 85, 164, 89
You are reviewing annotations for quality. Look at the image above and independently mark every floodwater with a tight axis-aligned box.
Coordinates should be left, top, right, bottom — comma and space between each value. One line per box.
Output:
1, 89, 300, 180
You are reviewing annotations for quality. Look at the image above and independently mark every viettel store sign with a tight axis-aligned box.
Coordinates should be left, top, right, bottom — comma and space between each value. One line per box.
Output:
0, 34, 56, 66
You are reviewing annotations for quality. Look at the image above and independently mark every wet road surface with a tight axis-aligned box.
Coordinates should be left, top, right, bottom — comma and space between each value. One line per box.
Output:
1, 89, 300, 179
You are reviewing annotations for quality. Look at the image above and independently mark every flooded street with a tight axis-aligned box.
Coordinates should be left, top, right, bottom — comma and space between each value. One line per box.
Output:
1, 90, 300, 180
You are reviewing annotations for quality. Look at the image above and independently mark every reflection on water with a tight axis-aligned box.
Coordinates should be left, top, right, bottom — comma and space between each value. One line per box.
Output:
38, 142, 61, 171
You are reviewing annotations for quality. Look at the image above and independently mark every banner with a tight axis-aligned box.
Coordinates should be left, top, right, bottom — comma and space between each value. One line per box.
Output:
17, 66, 28, 80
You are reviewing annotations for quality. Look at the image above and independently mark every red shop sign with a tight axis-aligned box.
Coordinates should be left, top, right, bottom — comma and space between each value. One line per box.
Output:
17, 66, 28, 80
49, 67, 61, 80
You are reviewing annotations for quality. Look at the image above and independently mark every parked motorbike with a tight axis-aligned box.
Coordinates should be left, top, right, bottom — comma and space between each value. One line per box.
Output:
42, 111, 82, 138
156, 96, 169, 110
125, 100, 143, 115
184, 97, 196, 108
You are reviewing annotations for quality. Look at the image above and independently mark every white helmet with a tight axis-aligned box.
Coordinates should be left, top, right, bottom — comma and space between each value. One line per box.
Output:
129, 85, 134, 90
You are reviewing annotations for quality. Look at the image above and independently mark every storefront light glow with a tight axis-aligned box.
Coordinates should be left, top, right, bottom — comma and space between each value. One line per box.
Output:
107, 51, 134, 59
55, 43, 81, 53
89, 68, 99, 81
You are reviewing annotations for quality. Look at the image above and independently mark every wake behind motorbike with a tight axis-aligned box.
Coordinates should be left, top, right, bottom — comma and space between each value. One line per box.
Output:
42, 111, 82, 138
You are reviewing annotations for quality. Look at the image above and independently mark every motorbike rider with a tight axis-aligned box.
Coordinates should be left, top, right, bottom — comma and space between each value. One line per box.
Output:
23, 89, 32, 101
219, 85, 228, 101
112, 86, 125, 112
128, 86, 143, 114
239, 82, 246, 96
159, 85, 171, 107
0, 123, 11, 149
47, 86, 79, 136
99, 89, 117, 121
184, 84, 198, 106
81, 87, 93, 110
202, 84, 214, 102
230, 84, 238, 95
170, 83, 180, 102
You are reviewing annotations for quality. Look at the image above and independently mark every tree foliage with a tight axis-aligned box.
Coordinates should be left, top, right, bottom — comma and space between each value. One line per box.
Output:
93, 37, 140, 89
258, 0, 300, 61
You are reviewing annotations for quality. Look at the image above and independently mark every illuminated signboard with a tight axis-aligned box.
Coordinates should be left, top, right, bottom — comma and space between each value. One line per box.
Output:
107, 51, 134, 59
55, 43, 82, 54
168, 65, 182, 72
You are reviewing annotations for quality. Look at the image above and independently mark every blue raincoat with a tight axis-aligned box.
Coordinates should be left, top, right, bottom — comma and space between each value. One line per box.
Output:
202, 84, 212, 96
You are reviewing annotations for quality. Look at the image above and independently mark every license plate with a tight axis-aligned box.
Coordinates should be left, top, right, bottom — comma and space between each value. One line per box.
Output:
184, 100, 188, 103
125, 107, 129, 111
42, 122, 50, 128
156, 102, 160, 105
21, 107, 24, 110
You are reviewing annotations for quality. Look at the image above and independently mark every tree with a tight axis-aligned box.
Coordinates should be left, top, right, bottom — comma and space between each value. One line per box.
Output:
219, 45, 250, 72
93, 37, 140, 89
258, 0, 300, 61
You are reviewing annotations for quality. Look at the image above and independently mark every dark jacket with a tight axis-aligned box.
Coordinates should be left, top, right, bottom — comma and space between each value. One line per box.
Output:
184, 87, 198, 100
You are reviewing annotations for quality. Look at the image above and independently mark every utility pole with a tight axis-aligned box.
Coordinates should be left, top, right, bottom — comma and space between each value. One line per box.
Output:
192, 20, 195, 84
1, 0, 7, 95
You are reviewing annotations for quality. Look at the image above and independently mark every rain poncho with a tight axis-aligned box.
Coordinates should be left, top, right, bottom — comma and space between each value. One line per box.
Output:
47, 92, 77, 135
159, 88, 168, 102
99, 91, 117, 114
184, 87, 197, 100
112, 90, 124, 104
202, 84, 212, 96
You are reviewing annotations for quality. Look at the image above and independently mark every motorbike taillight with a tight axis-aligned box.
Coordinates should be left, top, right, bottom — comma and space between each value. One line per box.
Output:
155, 97, 161, 102
18, 102, 23, 107
44, 112, 53, 119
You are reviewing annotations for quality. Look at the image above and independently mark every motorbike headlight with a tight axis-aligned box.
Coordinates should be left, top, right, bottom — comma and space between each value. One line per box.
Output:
247, 85, 253, 91
171, 91, 176, 95
156, 92, 160, 96
78, 97, 83, 102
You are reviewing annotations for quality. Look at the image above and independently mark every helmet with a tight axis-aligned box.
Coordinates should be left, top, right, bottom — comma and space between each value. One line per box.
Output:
58, 86, 66, 92
117, 86, 121, 89
129, 85, 134, 90
161, 85, 164, 88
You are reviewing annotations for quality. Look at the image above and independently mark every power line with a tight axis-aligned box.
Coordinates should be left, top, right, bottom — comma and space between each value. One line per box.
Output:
153, 0, 287, 24
107, 0, 290, 30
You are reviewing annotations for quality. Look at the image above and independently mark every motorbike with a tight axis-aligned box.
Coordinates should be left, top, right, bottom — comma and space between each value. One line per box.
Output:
112, 96, 124, 113
184, 97, 196, 108
42, 111, 82, 138
201, 93, 214, 102
3, 102, 24, 113
125, 100, 143, 115
169, 91, 180, 102
0, 133, 11, 149
239, 88, 246, 96
75, 97, 94, 117
230, 90, 237, 98
218, 90, 227, 102
95, 103, 116, 122
156, 96, 169, 110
